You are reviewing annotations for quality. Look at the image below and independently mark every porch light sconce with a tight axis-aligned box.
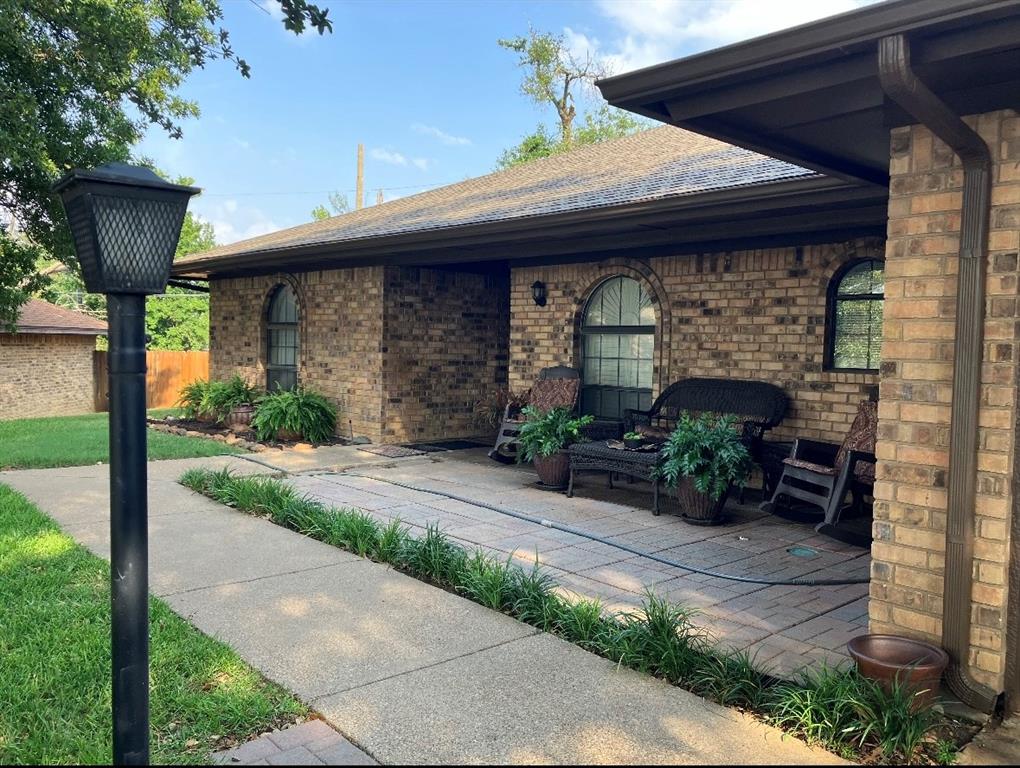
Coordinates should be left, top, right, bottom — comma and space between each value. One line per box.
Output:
53, 162, 199, 766
531, 280, 547, 307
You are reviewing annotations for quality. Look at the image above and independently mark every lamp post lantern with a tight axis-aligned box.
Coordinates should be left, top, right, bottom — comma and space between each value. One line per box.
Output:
54, 163, 199, 765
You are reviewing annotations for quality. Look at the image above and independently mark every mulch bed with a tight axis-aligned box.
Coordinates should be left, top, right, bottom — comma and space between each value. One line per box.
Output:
146, 417, 348, 452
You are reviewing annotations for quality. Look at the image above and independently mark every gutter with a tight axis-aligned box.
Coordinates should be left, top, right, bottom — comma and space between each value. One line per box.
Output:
877, 33, 1000, 713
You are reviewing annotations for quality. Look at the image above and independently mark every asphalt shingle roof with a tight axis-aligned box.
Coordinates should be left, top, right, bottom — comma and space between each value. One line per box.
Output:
177, 126, 818, 266
13, 299, 107, 335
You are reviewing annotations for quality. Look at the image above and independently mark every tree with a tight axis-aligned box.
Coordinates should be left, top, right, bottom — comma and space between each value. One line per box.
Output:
498, 28, 606, 148
310, 191, 351, 221
0, 0, 332, 329
497, 29, 648, 169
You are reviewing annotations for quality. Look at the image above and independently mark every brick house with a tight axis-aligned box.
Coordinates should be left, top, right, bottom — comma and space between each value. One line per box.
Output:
174, 0, 1020, 713
0, 299, 106, 420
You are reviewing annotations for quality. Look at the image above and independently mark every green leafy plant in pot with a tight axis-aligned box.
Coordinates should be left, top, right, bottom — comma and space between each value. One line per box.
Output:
252, 386, 338, 444
654, 412, 752, 525
516, 406, 594, 488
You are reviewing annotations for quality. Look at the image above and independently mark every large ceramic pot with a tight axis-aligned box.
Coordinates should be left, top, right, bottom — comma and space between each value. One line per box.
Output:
674, 476, 730, 525
224, 404, 255, 429
533, 450, 570, 489
276, 427, 302, 442
847, 634, 949, 708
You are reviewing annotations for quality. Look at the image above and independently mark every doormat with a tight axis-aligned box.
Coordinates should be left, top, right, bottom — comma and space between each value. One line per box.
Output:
356, 445, 426, 458
402, 439, 490, 453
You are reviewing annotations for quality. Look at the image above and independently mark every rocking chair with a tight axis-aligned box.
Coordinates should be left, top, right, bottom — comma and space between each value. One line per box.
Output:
760, 400, 878, 546
488, 366, 581, 464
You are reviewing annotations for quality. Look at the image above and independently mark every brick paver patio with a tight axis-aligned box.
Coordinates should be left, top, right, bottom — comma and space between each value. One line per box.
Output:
286, 448, 870, 680
213, 719, 376, 765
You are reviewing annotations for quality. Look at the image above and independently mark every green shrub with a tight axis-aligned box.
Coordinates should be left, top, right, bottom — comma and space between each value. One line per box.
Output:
654, 412, 753, 500
177, 379, 212, 420
176, 376, 261, 423
516, 406, 594, 462
251, 387, 338, 443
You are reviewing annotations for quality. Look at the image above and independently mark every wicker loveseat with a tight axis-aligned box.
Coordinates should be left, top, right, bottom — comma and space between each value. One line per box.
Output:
567, 377, 789, 514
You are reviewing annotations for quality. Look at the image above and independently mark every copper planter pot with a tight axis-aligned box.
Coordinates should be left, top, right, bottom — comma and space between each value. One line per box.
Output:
533, 451, 570, 489
674, 477, 730, 525
224, 404, 255, 429
847, 634, 949, 708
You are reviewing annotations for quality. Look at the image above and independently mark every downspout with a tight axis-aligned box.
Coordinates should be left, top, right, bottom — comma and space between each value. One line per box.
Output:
877, 34, 1000, 713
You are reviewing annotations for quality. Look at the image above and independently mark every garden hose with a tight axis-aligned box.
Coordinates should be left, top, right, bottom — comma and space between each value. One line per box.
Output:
333, 469, 871, 588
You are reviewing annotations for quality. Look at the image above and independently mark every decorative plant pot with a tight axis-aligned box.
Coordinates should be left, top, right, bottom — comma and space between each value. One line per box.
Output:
224, 404, 255, 429
673, 477, 730, 525
276, 427, 302, 442
847, 634, 949, 709
623, 437, 643, 449
195, 410, 216, 424
533, 450, 570, 489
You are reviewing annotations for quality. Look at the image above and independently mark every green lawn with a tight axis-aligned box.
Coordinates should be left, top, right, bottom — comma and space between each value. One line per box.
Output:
0, 485, 305, 764
0, 413, 242, 470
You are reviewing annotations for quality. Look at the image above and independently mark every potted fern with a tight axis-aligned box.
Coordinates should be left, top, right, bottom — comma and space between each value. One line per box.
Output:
654, 412, 753, 525
251, 386, 338, 444
516, 406, 594, 489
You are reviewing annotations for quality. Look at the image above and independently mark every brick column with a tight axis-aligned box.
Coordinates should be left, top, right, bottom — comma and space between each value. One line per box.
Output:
872, 109, 1020, 691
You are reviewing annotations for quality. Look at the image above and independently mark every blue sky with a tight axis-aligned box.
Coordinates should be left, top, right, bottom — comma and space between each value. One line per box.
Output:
139, 0, 875, 244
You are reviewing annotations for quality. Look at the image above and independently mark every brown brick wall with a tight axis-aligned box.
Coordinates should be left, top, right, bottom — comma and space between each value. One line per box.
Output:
380, 267, 509, 443
871, 109, 1020, 690
0, 333, 98, 419
209, 268, 386, 440
509, 240, 881, 445
209, 265, 508, 443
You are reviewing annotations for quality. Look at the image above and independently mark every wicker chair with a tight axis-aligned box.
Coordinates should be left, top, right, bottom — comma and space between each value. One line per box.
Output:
760, 400, 878, 543
488, 366, 581, 464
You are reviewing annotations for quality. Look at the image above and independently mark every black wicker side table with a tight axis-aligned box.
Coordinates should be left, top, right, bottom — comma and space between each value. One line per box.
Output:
567, 441, 664, 514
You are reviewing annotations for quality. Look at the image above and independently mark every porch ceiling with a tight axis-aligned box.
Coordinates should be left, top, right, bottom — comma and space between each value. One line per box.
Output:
598, 0, 1020, 186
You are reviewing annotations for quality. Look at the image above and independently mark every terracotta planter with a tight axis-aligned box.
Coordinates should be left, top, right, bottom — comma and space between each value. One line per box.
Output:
673, 476, 730, 525
847, 634, 949, 708
224, 404, 255, 429
533, 450, 570, 488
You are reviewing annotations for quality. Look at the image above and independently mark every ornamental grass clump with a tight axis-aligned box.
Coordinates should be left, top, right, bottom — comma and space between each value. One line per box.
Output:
177, 376, 261, 423
179, 468, 946, 765
251, 387, 338, 443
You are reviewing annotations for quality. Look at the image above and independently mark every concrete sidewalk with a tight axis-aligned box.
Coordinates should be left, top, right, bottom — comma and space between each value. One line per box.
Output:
2, 456, 845, 765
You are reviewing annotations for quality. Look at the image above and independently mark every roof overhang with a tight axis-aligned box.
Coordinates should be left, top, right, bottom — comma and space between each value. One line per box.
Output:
598, 0, 1020, 186
172, 176, 887, 279
11, 326, 106, 336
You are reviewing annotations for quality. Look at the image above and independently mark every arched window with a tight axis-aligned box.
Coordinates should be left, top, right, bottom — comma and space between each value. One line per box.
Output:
580, 276, 655, 419
826, 259, 884, 371
266, 284, 299, 391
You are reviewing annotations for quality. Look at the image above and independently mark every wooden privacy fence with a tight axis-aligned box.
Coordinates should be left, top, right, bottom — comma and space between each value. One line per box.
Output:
93, 350, 210, 411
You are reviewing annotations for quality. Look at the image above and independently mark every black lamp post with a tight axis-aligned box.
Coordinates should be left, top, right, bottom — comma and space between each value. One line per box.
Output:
53, 163, 199, 765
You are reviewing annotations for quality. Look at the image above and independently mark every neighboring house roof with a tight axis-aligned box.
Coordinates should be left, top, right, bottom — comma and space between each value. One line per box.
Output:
174, 126, 828, 276
12, 299, 107, 335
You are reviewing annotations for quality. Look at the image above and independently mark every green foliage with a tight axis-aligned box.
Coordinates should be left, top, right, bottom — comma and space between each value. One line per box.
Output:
177, 379, 213, 420
310, 191, 350, 221
496, 28, 647, 168
1, 0, 330, 328
0, 484, 304, 764
251, 387, 338, 443
623, 431, 643, 441
516, 406, 594, 462
182, 468, 948, 765
934, 739, 958, 765
177, 376, 259, 423
654, 412, 753, 501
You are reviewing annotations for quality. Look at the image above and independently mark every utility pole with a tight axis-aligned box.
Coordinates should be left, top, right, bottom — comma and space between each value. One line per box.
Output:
356, 143, 364, 210
376, 189, 384, 205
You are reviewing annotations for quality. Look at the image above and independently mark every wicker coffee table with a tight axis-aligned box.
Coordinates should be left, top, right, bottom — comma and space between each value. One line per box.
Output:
567, 441, 664, 514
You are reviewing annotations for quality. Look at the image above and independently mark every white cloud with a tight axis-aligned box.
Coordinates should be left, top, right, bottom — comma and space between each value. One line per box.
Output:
193, 198, 281, 245
371, 148, 432, 172
411, 123, 472, 146
370, 148, 408, 166
592, 0, 878, 73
